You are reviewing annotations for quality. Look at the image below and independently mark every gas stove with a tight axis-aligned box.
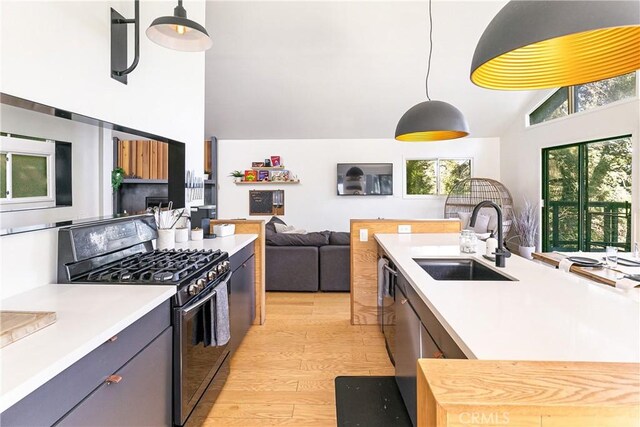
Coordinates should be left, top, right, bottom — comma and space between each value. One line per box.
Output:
57, 215, 230, 306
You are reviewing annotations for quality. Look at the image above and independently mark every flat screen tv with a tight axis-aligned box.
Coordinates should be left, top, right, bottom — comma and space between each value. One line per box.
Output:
337, 163, 393, 196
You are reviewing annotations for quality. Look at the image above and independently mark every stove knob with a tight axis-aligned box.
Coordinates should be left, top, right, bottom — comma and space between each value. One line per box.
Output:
207, 271, 216, 280
187, 284, 198, 296
196, 278, 206, 289
216, 264, 224, 274
223, 261, 230, 271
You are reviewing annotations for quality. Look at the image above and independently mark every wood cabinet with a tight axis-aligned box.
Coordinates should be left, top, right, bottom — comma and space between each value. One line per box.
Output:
417, 360, 640, 427
1, 301, 172, 426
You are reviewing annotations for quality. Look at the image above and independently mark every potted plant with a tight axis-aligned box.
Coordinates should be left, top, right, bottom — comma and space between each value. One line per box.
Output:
229, 170, 244, 183
513, 199, 539, 259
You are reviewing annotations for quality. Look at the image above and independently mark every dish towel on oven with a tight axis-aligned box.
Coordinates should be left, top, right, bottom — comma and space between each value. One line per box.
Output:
204, 282, 231, 347
377, 257, 390, 306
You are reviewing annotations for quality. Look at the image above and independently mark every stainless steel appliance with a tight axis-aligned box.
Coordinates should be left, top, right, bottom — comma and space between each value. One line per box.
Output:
379, 256, 397, 364
57, 215, 232, 426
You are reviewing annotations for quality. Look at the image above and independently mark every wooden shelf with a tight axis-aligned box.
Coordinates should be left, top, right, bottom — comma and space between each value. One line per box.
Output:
235, 180, 300, 185
251, 166, 285, 171
122, 179, 168, 184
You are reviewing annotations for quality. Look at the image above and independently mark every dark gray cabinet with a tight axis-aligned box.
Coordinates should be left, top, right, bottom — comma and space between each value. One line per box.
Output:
394, 285, 421, 427
1, 301, 172, 427
57, 328, 172, 426
393, 270, 467, 427
228, 245, 256, 353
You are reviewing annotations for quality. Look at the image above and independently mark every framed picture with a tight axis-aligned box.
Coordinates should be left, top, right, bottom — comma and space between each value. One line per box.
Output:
252, 162, 265, 168
270, 170, 290, 181
258, 171, 270, 181
244, 170, 257, 181
270, 156, 281, 167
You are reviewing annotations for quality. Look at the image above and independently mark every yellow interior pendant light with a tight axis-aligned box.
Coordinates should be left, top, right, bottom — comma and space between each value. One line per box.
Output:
471, 0, 640, 90
395, 0, 469, 142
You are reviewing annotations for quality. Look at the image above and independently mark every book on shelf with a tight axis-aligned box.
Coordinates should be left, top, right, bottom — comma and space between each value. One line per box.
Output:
244, 170, 258, 181
258, 170, 270, 181
269, 169, 290, 181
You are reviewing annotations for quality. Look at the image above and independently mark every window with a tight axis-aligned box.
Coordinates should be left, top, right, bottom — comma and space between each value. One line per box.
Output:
529, 72, 637, 125
542, 135, 632, 252
405, 158, 471, 196
0, 134, 56, 210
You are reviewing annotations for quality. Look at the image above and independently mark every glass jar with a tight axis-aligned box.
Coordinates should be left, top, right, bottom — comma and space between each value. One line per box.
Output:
459, 229, 477, 254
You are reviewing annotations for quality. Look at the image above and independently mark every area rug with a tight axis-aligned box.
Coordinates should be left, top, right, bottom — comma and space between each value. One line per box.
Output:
334, 376, 412, 426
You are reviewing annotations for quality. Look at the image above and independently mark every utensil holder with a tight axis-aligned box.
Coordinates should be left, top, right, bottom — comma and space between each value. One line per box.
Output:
157, 228, 175, 250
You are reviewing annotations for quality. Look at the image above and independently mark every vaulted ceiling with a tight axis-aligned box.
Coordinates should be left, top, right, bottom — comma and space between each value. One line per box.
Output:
204, 1, 540, 140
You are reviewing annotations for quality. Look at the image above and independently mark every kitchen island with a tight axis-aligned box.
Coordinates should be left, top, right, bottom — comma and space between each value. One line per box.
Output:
376, 233, 640, 362
376, 233, 640, 426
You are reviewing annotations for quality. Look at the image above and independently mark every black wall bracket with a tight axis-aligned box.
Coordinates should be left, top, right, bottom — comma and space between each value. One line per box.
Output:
111, 0, 140, 85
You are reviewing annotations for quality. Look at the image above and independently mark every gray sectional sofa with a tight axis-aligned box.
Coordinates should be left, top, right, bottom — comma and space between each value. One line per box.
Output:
265, 217, 350, 292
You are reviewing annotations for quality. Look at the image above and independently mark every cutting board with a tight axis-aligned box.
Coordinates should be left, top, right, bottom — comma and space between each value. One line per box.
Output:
0, 310, 57, 348
533, 252, 624, 286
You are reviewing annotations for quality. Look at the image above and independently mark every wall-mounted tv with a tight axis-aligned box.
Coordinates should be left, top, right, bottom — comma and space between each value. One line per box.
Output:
337, 163, 393, 196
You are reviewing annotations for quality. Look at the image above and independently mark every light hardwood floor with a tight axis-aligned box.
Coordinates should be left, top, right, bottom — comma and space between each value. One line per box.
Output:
187, 292, 394, 427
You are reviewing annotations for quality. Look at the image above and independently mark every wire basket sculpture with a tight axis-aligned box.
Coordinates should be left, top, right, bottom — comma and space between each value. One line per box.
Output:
444, 178, 514, 236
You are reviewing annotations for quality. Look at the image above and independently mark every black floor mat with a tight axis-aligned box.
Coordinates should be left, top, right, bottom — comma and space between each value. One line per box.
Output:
335, 376, 412, 427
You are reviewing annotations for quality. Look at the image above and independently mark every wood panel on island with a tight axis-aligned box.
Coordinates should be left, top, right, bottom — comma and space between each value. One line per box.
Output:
349, 219, 461, 325
417, 359, 640, 427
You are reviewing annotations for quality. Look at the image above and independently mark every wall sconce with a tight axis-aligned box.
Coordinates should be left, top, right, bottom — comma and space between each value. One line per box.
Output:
111, 0, 212, 84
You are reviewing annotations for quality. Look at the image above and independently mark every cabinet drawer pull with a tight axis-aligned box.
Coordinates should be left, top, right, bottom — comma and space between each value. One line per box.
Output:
106, 375, 122, 385
433, 351, 444, 359
107, 335, 118, 343
401, 299, 408, 305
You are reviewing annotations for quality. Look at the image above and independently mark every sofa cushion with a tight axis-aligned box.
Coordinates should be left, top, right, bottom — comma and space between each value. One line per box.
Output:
329, 231, 350, 246
266, 216, 287, 235
266, 246, 319, 291
266, 231, 330, 247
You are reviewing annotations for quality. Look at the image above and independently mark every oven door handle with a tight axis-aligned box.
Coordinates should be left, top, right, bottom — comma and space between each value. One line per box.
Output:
180, 270, 233, 316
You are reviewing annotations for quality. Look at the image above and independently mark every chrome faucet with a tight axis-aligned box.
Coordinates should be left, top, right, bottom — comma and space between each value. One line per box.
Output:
470, 200, 511, 268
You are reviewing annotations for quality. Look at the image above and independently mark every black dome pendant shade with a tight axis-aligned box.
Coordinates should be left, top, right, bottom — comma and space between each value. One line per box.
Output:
395, 100, 469, 142
395, 0, 469, 142
146, 0, 213, 52
471, 1, 640, 90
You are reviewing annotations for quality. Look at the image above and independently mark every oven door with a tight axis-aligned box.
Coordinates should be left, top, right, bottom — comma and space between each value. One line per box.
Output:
174, 271, 232, 426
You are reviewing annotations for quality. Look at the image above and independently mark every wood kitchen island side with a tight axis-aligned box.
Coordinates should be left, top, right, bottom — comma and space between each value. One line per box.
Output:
417, 359, 640, 427
349, 219, 460, 325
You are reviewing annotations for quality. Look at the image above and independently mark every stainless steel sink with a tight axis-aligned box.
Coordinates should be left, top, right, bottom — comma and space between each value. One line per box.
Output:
414, 258, 517, 281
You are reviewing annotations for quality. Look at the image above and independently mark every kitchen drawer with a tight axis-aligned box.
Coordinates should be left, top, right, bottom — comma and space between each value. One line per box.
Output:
56, 327, 172, 427
229, 244, 255, 272
1, 300, 170, 427
399, 274, 466, 359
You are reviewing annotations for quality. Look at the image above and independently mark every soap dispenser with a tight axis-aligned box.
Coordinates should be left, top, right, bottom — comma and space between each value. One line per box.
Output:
485, 232, 498, 258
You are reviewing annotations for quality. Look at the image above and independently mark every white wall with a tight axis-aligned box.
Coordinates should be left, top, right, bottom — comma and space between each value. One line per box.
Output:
0, 104, 103, 229
218, 138, 501, 231
0, 0, 205, 172
500, 96, 640, 248
0, 1, 207, 297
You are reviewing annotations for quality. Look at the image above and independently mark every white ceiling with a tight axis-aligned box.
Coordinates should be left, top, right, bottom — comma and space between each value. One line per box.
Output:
204, 1, 540, 140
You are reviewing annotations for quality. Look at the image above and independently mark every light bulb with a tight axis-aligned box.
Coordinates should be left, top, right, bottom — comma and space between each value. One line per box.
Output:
175, 25, 186, 35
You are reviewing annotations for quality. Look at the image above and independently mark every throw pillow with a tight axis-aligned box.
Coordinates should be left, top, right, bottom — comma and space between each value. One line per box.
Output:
472, 213, 491, 234
329, 231, 350, 245
265, 216, 287, 234
458, 212, 472, 229
274, 223, 307, 234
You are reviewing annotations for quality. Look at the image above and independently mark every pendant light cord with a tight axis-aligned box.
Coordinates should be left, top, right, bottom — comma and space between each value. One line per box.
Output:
425, 0, 433, 101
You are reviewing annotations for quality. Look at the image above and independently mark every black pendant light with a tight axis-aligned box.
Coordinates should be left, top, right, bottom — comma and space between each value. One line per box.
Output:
471, 1, 640, 90
395, 0, 469, 142
146, 0, 213, 52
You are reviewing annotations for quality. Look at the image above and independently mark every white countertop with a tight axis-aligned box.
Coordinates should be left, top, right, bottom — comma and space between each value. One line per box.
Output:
375, 233, 640, 363
174, 233, 258, 255
0, 284, 175, 413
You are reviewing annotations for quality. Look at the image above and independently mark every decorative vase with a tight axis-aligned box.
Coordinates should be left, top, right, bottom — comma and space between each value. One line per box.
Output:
519, 245, 535, 260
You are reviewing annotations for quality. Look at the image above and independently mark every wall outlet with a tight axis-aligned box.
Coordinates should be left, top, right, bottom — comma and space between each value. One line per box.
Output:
359, 228, 368, 242
398, 224, 411, 234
